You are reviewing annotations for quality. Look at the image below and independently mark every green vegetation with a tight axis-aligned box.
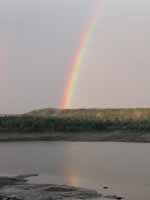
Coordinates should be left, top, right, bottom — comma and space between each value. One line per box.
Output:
1, 108, 150, 133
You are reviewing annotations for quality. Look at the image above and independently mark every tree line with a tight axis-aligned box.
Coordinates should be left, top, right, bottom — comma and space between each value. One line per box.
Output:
0, 115, 150, 133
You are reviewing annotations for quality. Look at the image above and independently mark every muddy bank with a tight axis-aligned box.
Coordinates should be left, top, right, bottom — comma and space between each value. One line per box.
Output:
0, 132, 149, 142
0, 174, 124, 200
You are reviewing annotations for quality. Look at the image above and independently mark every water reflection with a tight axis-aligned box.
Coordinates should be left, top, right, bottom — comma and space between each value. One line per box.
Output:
0, 142, 150, 200
66, 172, 79, 186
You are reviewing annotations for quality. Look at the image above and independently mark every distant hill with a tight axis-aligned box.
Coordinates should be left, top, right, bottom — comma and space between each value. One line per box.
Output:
1, 108, 150, 142
25, 108, 61, 117
25, 108, 150, 121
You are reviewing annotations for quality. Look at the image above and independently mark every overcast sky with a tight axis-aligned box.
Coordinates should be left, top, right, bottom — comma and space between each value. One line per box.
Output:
0, 0, 150, 113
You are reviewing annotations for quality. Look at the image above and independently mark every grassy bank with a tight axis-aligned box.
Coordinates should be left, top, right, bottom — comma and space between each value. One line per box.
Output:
0, 108, 150, 142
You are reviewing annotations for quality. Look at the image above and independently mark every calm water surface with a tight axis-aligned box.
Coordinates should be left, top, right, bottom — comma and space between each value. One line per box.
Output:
0, 142, 150, 200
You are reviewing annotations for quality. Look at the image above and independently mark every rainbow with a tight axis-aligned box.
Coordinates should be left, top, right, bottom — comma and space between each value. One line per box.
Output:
61, 1, 100, 109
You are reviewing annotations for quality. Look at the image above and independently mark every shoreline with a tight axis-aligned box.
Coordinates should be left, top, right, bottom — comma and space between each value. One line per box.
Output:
0, 174, 124, 200
0, 132, 150, 143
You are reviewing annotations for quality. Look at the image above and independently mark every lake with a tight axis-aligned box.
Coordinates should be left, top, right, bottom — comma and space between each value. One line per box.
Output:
0, 142, 149, 200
